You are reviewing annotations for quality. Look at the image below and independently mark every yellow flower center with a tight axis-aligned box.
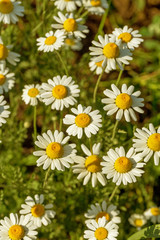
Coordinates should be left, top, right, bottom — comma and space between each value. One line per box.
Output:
114, 156, 132, 173
0, 0, 13, 14
46, 142, 64, 159
147, 133, 160, 152
115, 93, 132, 109
85, 155, 101, 173
95, 60, 103, 67
75, 113, 91, 128
31, 204, 45, 218
45, 36, 57, 45
65, 38, 75, 46
134, 219, 143, 227
90, 0, 101, 6
0, 43, 8, 60
8, 225, 25, 240
0, 74, 5, 85
94, 227, 108, 240
63, 18, 77, 32
96, 211, 110, 222
151, 207, 160, 216
52, 85, 68, 99
118, 32, 132, 43
28, 88, 39, 98
103, 43, 119, 59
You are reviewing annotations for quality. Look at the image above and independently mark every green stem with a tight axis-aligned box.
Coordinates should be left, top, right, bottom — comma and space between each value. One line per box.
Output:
59, 110, 63, 132
55, 51, 69, 76
93, 67, 105, 103
33, 105, 37, 142
43, 167, 51, 189
111, 120, 119, 142
109, 185, 118, 202
95, 0, 112, 39
116, 67, 124, 86
80, 10, 89, 19
77, 6, 84, 17
89, 138, 92, 154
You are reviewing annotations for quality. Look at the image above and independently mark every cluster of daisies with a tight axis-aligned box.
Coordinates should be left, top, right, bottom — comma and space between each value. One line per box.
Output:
0, 0, 24, 143
0, 194, 56, 239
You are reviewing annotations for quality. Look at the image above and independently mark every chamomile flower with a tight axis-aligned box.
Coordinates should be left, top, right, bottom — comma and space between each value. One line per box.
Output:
89, 58, 110, 75
0, 37, 20, 65
85, 201, 121, 225
37, 30, 66, 52
83, 0, 108, 16
0, 62, 15, 94
89, 34, 132, 71
51, 12, 89, 39
33, 130, 76, 171
101, 147, 145, 186
41, 75, 80, 111
110, 26, 143, 50
133, 124, 160, 165
0, 0, 24, 24
72, 143, 106, 187
144, 207, 160, 224
20, 194, 55, 228
84, 217, 119, 240
64, 37, 83, 51
52, 0, 82, 12
22, 84, 42, 106
101, 84, 144, 122
0, 213, 37, 240
128, 214, 147, 229
0, 95, 10, 127
63, 104, 102, 139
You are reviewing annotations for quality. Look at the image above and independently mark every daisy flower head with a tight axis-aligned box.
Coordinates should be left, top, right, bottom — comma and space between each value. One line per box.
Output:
0, 95, 10, 127
128, 214, 147, 229
144, 207, 160, 224
63, 104, 102, 139
22, 84, 42, 106
0, 0, 24, 24
89, 58, 110, 75
37, 30, 66, 52
101, 84, 144, 122
101, 147, 145, 186
0, 62, 15, 94
0, 37, 20, 65
89, 34, 132, 71
0, 213, 38, 240
51, 12, 89, 39
110, 26, 143, 50
20, 194, 55, 228
85, 201, 121, 225
41, 75, 80, 111
51, 0, 82, 12
133, 124, 160, 165
83, 0, 108, 16
84, 216, 119, 240
33, 130, 76, 171
64, 36, 83, 51
72, 143, 107, 187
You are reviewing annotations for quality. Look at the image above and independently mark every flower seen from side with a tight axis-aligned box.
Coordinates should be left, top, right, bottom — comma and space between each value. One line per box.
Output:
20, 194, 56, 228
85, 201, 121, 225
41, 75, 80, 111
64, 37, 83, 51
83, 0, 108, 16
72, 143, 107, 187
89, 58, 110, 75
89, 34, 132, 71
51, 12, 89, 39
101, 84, 144, 122
63, 104, 102, 139
0, 62, 15, 94
133, 123, 160, 165
144, 207, 160, 224
0, 95, 10, 127
33, 130, 76, 171
128, 214, 147, 229
51, 0, 82, 12
101, 147, 145, 185
0, 213, 38, 240
37, 30, 66, 52
22, 84, 42, 106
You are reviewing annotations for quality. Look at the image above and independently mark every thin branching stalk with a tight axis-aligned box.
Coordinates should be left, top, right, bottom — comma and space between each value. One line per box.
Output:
108, 185, 118, 202
93, 67, 105, 103
59, 110, 63, 132
116, 68, 124, 86
43, 167, 51, 189
111, 120, 119, 142
55, 51, 69, 76
33, 105, 37, 142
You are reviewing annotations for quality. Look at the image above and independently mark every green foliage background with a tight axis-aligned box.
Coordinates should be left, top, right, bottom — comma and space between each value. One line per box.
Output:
0, 0, 160, 239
